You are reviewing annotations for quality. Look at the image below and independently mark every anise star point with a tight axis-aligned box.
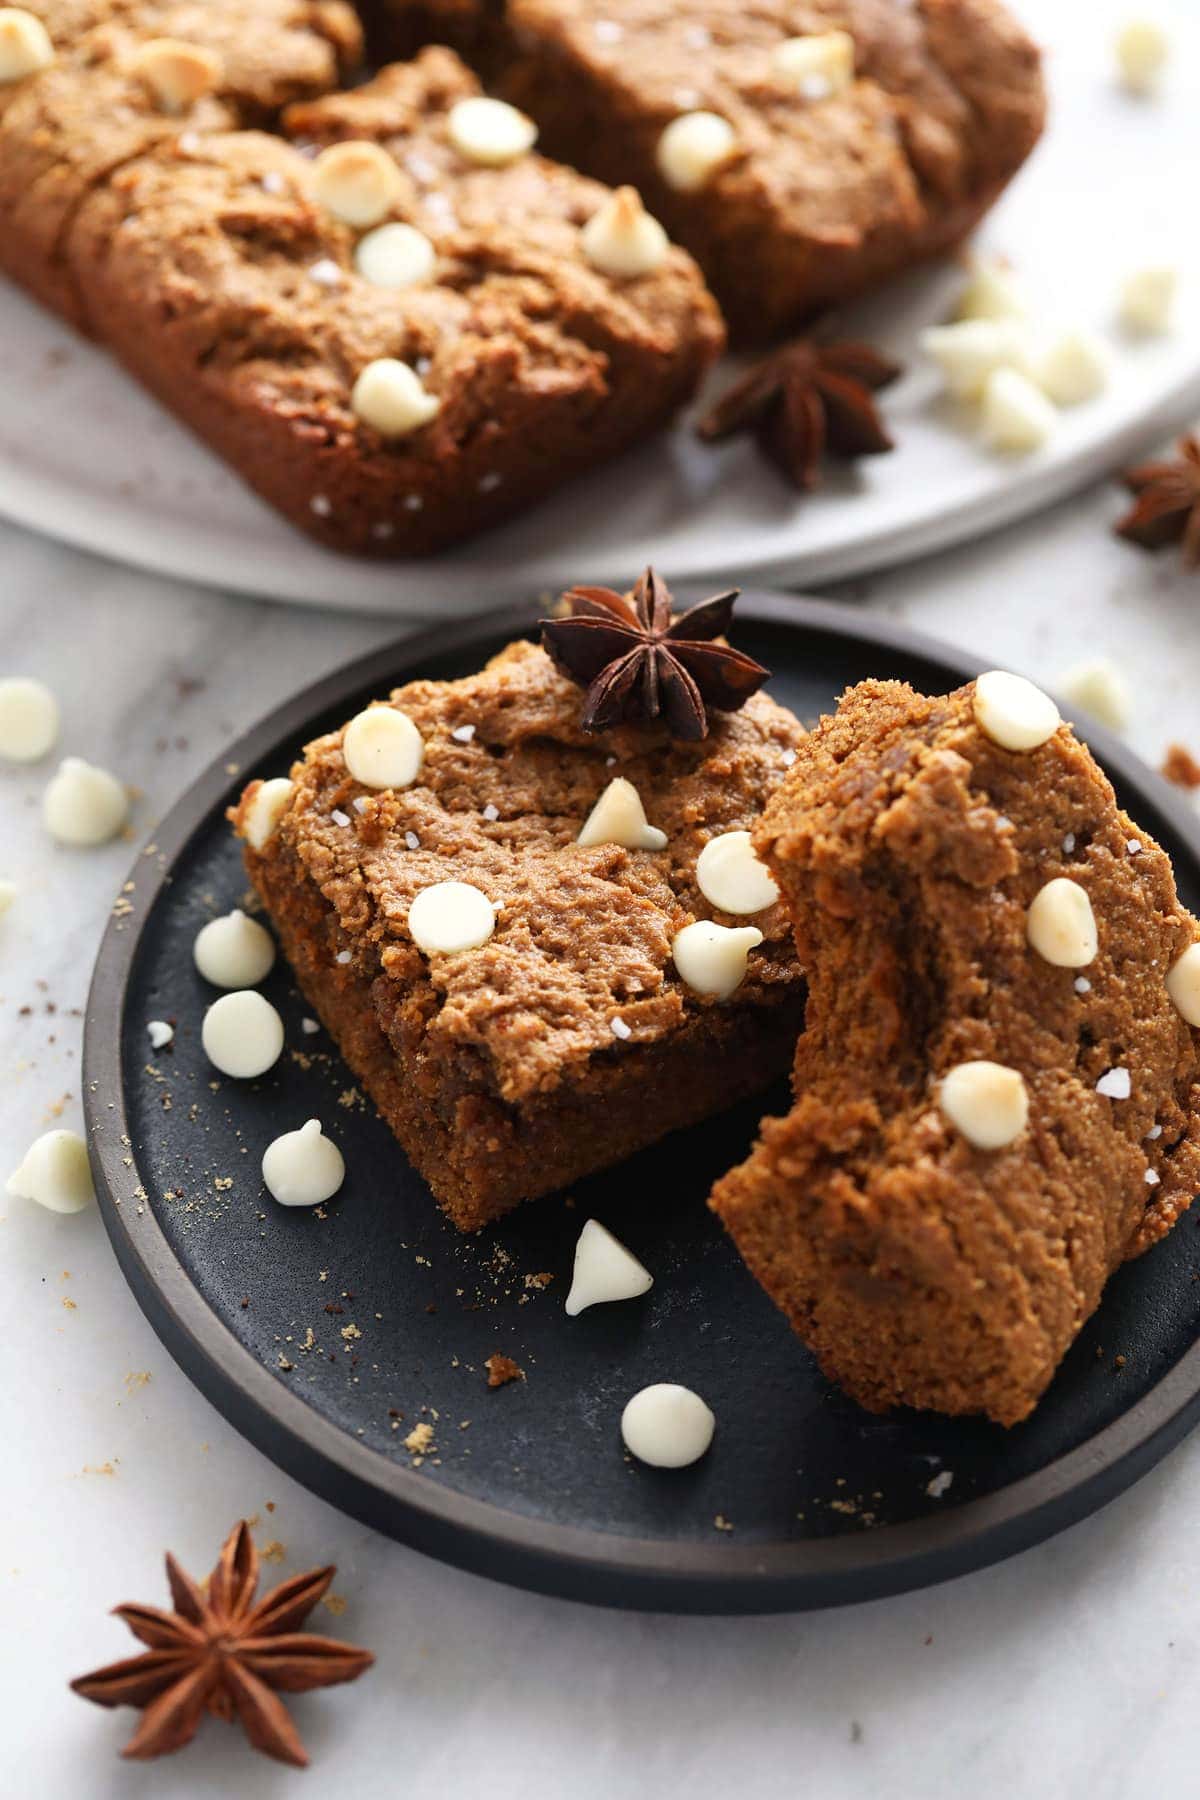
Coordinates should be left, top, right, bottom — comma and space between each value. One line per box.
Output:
1115, 433, 1200, 567
541, 567, 769, 740
70, 1521, 374, 1767
696, 333, 902, 491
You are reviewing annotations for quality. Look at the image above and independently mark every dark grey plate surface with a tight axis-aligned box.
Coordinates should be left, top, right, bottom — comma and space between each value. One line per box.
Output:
83, 595, 1200, 1613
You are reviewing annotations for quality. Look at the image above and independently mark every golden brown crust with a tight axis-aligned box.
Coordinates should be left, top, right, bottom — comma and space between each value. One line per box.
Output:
710, 678, 1200, 1425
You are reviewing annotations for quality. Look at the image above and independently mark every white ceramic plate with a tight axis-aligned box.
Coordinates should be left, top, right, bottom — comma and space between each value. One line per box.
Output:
0, 3, 1197, 618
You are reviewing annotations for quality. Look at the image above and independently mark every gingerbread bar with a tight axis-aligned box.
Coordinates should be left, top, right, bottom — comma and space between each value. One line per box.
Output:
710, 675, 1200, 1425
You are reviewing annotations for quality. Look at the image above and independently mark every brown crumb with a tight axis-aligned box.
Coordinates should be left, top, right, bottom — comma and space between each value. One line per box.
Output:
485, 1353, 525, 1389
260, 1540, 286, 1564
404, 1422, 434, 1454
713, 1514, 733, 1532
322, 1593, 347, 1616
1162, 743, 1200, 790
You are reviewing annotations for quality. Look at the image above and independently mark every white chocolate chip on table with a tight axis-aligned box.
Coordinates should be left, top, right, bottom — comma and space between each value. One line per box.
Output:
981, 367, 1056, 454
577, 777, 666, 850
193, 909, 276, 989
696, 830, 779, 915
656, 112, 737, 193
0, 675, 59, 761
351, 360, 440, 438
771, 30, 854, 98
447, 96, 536, 167
1026, 878, 1098, 969
672, 920, 763, 998
0, 8, 54, 82
621, 1383, 715, 1468
565, 1219, 653, 1316
1115, 18, 1168, 94
201, 990, 284, 1079
262, 1119, 345, 1208
938, 1060, 1029, 1151
973, 670, 1061, 752
1055, 657, 1129, 731
1119, 266, 1176, 335
129, 38, 223, 113
312, 140, 404, 227
581, 188, 668, 280
6, 1129, 94, 1214
408, 881, 495, 955
241, 777, 293, 850
1167, 943, 1200, 1028
354, 222, 436, 290
43, 757, 129, 846
342, 704, 424, 789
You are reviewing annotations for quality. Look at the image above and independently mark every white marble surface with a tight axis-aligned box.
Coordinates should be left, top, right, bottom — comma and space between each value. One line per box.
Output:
4, 465, 1200, 1798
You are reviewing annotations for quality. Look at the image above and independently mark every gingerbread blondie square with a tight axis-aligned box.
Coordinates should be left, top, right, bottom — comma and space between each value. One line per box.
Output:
232, 637, 806, 1230
710, 676, 1200, 1425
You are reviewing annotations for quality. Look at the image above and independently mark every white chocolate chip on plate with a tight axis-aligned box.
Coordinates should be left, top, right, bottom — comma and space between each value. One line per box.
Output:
129, 38, 223, 113
342, 704, 423, 789
241, 777, 293, 851
0, 8, 54, 82
1035, 330, 1110, 407
43, 757, 128, 846
262, 1119, 345, 1207
312, 140, 404, 228
1055, 656, 1129, 730
919, 320, 1035, 401
6, 1128, 95, 1213
351, 359, 440, 438
408, 880, 495, 955
1026, 877, 1098, 968
953, 259, 1029, 323
621, 1383, 715, 1468
672, 920, 762, 998
771, 30, 854, 98
354, 221, 436, 290
0, 675, 59, 761
655, 111, 737, 192
1115, 18, 1168, 94
938, 1060, 1029, 1150
696, 830, 779, 915
577, 777, 667, 850
980, 367, 1057, 453
565, 1219, 653, 1315
1167, 942, 1200, 1027
447, 96, 537, 167
1119, 266, 1177, 335
581, 187, 669, 279
193, 908, 276, 988
973, 670, 1061, 752
147, 1019, 174, 1049
201, 990, 284, 1078
0, 879, 15, 915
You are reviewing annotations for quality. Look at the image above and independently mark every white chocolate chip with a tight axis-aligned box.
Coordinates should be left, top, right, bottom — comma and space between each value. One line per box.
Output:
6, 1128, 94, 1214
771, 29, 854, 97
193, 908, 276, 988
1026, 877, 1098, 968
1096, 1067, 1131, 1100
953, 259, 1028, 323
0, 880, 15, 914
973, 670, 1061, 752
262, 1118, 345, 1207
938, 1060, 1029, 1150
43, 757, 128, 846
447, 96, 536, 166
919, 319, 1035, 400
201, 990, 284, 1079
342, 705, 423, 789
577, 778, 667, 851
408, 880, 495, 955
672, 920, 762, 998
312, 140, 403, 227
1035, 330, 1110, 406
1115, 18, 1168, 93
1166, 942, 1200, 1027
351, 358, 440, 437
581, 187, 669, 279
129, 38, 223, 113
656, 111, 737, 192
621, 1383, 714, 1468
147, 1019, 174, 1049
1119, 266, 1176, 335
354, 221, 436, 289
696, 830, 779, 915
565, 1218, 653, 1315
0, 7, 53, 82
981, 366, 1057, 453
1056, 656, 1129, 730
241, 776, 293, 850
0, 675, 59, 761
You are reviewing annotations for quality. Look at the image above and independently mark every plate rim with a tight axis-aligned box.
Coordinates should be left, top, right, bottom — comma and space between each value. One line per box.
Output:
82, 591, 1200, 1614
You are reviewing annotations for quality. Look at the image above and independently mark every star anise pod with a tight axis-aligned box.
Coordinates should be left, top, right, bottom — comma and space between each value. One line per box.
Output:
696, 334, 902, 491
541, 566, 769, 740
70, 1521, 374, 1767
1115, 434, 1200, 566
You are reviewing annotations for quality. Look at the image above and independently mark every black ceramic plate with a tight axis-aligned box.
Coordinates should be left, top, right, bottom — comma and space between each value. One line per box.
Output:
83, 595, 1200, 1615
